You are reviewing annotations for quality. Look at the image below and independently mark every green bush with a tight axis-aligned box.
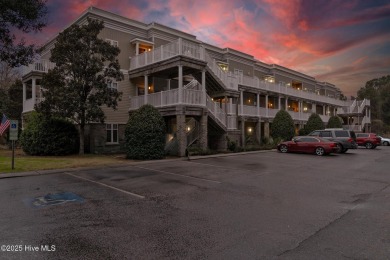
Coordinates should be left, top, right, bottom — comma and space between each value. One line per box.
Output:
271, 110, 295, 141
125, 105, 166, 160
226, 136, 237, 152
20, 113, 79, 155
300, 113, 324, 135
327, 115, 343, 128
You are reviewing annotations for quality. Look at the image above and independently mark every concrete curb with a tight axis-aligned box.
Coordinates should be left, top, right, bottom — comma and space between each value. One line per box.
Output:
0, 149, 276, 179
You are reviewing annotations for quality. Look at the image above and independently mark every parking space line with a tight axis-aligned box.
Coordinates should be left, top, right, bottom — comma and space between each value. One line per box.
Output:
132, 165, 221, 184
65, 172, 145, 199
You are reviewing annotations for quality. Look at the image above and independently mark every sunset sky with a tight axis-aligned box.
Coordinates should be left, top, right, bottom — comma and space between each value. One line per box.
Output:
26, 0, 390, 97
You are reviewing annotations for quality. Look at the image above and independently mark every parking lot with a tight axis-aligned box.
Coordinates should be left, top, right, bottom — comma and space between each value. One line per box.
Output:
1, 147, 390, 259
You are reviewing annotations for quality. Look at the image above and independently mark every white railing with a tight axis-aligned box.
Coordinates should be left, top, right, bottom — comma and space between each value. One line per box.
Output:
130, 89, 207, 109
23, 98, 35, 113
204, 51, 238, 91
206, 95, 226, 126
239, 105, 257, 116
130, 38, 204, 70
226, 103, 236, 115
182, 89, 205, 105
129, 89, 225, 127
184, 79, 200, 89
238, 75, 346, 107
227, 115, 237, 130
22, 59, 56, 75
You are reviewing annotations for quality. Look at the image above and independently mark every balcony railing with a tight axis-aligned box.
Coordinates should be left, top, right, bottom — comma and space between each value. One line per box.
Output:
22, 60, 55, 75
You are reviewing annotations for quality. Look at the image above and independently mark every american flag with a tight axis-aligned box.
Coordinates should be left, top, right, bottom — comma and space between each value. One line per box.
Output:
0, 114, 10, 136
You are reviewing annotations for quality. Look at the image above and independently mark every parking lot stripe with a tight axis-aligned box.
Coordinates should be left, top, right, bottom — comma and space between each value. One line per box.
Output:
132, 165, 221, 184
65, 172, 145, 199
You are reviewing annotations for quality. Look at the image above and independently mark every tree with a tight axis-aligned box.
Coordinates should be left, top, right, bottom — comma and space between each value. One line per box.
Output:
301, 113, 324, 135
327, 115, 343, 129
271, 110, 295, 141
125, 105, 166, 160
0, 0, 48, 67
36, 18, 123, 154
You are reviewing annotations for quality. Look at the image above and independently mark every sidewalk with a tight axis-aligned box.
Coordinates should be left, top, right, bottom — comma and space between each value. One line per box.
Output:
0, 149, 275, 179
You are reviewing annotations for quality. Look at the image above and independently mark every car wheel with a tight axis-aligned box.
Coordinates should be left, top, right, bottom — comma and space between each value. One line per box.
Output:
371, 145, 376, 149
365, 142, 373, 149
315, 147, 325, 156
383, 141, 389, 146
279, 144, 288, 153
341, 148, 348, 153
335, 143, 343, 153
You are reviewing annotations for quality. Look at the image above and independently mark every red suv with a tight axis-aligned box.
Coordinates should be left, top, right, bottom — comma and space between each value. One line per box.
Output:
356, 133, 381, 149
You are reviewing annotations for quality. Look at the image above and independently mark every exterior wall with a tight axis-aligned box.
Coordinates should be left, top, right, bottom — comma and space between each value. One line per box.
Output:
99, 27, 133, 69
87, 124, 126, 153
101, 73, 131, 124
228, 59, 254, 77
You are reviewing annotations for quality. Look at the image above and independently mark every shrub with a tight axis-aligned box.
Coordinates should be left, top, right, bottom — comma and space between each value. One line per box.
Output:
327, 115, 343, 128
301, 113, 324, 135
271, 110, 295, 141
226, 136, 237, 152
20, 113, 79, 155
125, 105, 166, 160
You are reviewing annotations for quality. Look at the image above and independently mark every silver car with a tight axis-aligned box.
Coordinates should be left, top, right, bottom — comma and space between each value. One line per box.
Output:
378, 136, 390, 146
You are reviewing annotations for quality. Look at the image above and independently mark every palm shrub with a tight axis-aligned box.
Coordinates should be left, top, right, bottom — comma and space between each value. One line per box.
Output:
327, 115, 343, 128
20, 112, 79, 155
271, 110, 295, 141
300, 113, 324, 135
125, 105, 166, 160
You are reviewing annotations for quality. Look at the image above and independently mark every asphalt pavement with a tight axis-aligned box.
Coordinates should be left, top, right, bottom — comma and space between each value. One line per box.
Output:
0, 147, 389, 259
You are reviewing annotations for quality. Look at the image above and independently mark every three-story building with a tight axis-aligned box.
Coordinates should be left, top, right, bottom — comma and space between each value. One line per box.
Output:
21, 6, 371, 155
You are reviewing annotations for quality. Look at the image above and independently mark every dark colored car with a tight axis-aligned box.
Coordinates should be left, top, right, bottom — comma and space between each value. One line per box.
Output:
356, 133, 381, 149
308, 129, 357, 153
277, 136, 338, 156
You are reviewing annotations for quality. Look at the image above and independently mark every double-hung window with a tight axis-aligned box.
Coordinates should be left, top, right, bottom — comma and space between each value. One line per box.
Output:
106, 124, 118, 143
105, 39, 119, 47
107, 81, 118, 90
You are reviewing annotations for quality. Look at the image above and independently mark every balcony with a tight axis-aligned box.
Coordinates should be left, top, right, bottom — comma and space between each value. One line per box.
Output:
22, 59, 56, 76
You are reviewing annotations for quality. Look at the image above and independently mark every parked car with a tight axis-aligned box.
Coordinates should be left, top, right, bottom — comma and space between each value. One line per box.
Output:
356, 133, 382, 149
378, 136, 390, 146
277, 136, 338, 156
308, 129, 357, 153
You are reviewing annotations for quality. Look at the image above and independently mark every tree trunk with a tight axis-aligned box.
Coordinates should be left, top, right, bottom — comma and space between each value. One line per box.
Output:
79, 124, 85, 155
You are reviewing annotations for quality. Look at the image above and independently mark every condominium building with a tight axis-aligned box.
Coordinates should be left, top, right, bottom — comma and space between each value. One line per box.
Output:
21, 6, 371, 155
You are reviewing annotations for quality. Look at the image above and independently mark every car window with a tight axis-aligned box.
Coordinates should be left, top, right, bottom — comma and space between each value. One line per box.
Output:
299, 137, 318, 142
320, 131, 332, 137
309, 131, 320, 136
357, 133, 368, 138
335, 130, 349, 137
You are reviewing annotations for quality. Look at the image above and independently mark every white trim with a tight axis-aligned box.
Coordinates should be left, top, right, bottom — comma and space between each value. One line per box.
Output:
106, 123, 119, 144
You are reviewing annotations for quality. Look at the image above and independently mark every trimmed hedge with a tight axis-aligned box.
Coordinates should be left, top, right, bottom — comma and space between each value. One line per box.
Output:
327, 115, 343, 128
125, 105, 166, 160
300, 113, 324, 135
271, 110, 295, 141
20, 113, 79, 155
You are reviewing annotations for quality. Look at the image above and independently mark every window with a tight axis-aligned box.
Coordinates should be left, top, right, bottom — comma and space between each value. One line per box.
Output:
106, 39, 119, 47
107, 81, 118, 90
106, 124, 118, 143
320, 131, 332, 138
357, 133, 368, 138
335, 130, 349, 137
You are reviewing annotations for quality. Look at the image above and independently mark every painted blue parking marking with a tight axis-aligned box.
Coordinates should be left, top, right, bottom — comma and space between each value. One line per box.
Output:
25, 192, 84, 208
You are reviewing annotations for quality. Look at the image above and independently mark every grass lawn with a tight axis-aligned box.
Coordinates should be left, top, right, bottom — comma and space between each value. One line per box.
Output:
0, 149, 129, 174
